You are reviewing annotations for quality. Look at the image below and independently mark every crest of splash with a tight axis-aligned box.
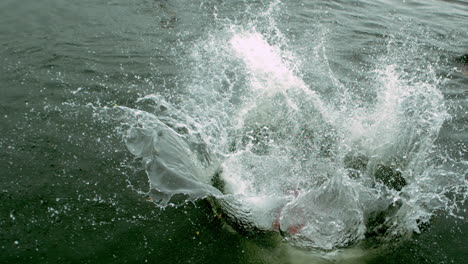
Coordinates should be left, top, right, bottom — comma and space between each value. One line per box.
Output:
118, 25, 466, 251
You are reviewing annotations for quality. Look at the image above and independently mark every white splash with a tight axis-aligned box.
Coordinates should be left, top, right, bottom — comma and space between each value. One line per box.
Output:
117, 24, 466, 252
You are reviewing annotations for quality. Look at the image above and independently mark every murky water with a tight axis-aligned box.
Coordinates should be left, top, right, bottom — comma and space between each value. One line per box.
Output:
1, 0, 467, 263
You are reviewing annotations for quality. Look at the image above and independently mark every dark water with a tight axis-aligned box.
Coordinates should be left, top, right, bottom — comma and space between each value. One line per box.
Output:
1, 0, 467, 263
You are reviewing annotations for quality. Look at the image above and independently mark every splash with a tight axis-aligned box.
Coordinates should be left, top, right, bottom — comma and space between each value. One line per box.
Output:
115, 5, 467, 253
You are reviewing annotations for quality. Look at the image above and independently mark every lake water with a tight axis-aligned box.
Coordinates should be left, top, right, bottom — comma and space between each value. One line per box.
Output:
1, 0, 467, 263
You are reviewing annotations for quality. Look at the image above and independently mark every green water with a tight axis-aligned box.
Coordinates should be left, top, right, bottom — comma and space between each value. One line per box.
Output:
1, 0, 467, 263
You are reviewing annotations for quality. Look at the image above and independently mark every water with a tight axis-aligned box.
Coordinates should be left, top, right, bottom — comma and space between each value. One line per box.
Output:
1, 0, 467, 263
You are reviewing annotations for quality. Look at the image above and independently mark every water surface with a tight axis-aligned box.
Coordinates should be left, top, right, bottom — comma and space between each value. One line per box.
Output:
1, 0, 467, 263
